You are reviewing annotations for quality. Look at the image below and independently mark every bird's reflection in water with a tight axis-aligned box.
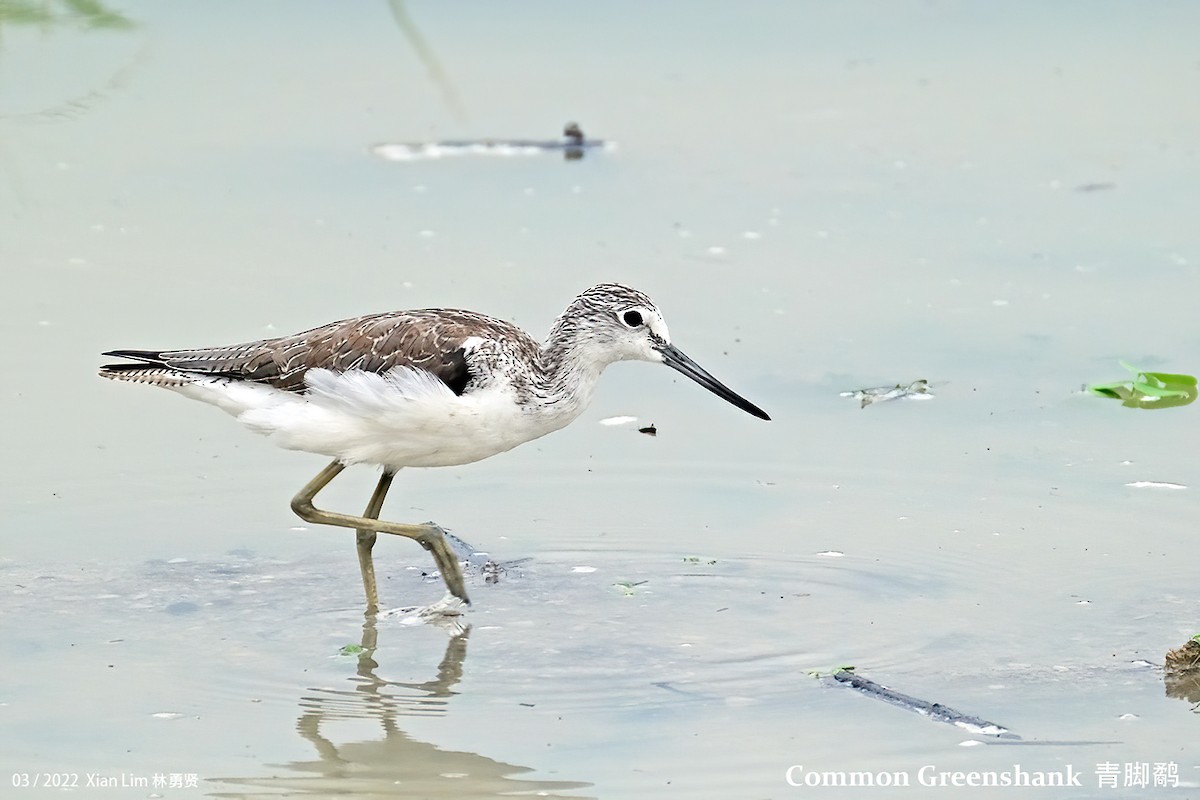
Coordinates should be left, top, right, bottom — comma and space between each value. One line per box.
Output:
211, 615, 591, 798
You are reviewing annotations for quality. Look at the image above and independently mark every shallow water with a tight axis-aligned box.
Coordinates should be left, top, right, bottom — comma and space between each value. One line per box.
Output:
3, 1, 1199, 797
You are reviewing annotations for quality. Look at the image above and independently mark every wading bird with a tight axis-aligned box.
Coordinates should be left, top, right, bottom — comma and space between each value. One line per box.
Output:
100, 284, 770, 610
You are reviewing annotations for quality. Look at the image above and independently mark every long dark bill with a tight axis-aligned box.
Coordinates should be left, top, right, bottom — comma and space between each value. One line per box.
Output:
658, 343, 771, 421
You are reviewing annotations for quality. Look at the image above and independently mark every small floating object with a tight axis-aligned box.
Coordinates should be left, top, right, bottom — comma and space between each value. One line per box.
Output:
1086, 361, 1196, 409
378, 595, 468, 624
638, 424, 657, 436
841, 379, 933, 408
372, 122, 614, 162
1125, 480, 1187, 490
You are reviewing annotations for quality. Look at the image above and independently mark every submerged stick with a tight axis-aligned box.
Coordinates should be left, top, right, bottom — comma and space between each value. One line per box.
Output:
832, 669, 1017, 739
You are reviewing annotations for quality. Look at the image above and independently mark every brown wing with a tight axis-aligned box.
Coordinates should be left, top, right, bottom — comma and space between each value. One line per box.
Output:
101, 309, 527, 395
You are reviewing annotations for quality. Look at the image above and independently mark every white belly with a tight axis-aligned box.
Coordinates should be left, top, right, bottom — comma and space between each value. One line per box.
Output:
171, 367, 576, 469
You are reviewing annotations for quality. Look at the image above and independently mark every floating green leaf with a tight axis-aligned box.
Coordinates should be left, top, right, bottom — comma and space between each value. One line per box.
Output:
61, 0, 134, 28
0, 0, 133, 28
805, 664, 856, 679
338, 644, 365, 656
1087, 362, 1197, 409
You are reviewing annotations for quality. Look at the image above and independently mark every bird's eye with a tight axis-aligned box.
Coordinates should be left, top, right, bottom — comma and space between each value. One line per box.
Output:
622, 310, 644, 327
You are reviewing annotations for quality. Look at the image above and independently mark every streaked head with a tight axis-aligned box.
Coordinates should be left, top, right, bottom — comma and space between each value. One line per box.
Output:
561, 284, 771, 421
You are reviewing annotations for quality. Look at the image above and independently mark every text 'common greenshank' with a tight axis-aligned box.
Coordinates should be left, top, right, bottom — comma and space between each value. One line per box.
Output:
99, 283, 770, 611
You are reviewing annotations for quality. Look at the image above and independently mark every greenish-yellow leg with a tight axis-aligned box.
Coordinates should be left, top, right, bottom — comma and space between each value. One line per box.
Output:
355, 470, 394, 614
290, 459, 470, 606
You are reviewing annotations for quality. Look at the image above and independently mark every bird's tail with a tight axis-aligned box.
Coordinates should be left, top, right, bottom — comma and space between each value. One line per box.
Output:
99, 350, 193, 387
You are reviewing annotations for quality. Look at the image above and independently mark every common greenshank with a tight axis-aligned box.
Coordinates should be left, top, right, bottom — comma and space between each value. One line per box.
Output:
99, 284, 770, 610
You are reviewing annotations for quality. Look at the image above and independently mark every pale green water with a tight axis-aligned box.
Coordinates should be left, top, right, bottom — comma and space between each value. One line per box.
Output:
2, 2, 1199, 797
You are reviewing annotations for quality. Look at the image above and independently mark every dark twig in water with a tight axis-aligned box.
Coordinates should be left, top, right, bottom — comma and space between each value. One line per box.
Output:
371, 123, 612, 163
832, 669, 1016, 738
